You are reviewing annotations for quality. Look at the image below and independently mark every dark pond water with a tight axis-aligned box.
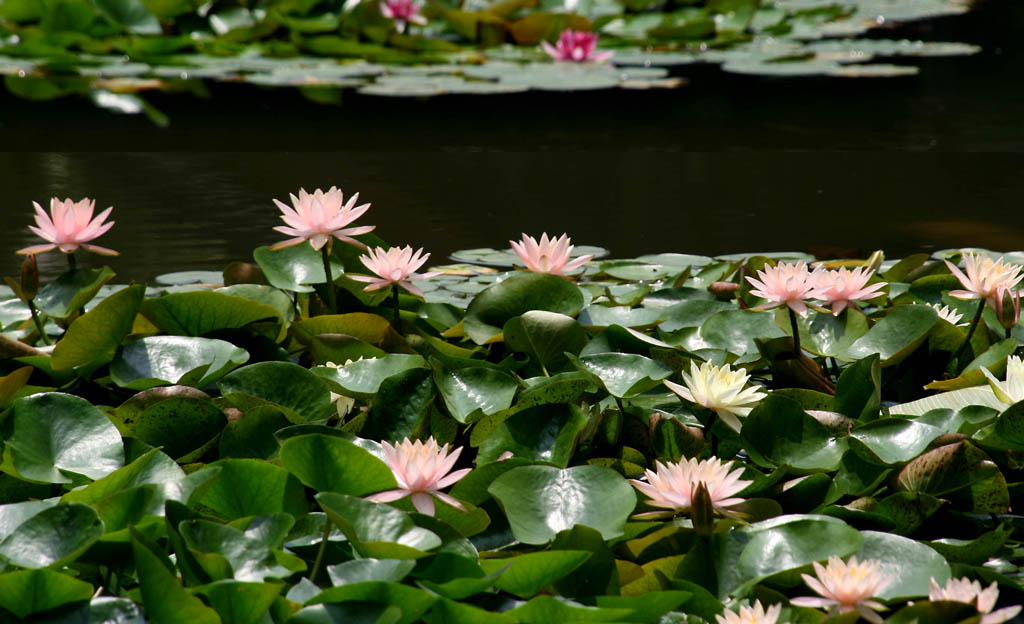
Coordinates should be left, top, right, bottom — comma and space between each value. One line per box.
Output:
2, 1, 1023, 282
2, 151, 1024, 284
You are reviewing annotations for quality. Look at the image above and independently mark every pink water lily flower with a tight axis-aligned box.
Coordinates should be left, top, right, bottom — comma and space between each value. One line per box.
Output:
629, 457, 751, 519
542, 29, 614, 63
929, 577, 1021, 624
349, 246, 441, 298
270, 187, 374, 251
814, 267, 887, 315
716, 601, 786, 624
366, 438, 471, 515
380, 0, 427, 33
945, 252, 1024, 302
791, 556, 892, 624
510, 232, 594, 275
745, 261, 826, 317
17, 198, 118, 256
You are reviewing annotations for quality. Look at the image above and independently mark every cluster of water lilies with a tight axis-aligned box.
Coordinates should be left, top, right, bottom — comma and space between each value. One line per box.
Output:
4, 187, 1024, 624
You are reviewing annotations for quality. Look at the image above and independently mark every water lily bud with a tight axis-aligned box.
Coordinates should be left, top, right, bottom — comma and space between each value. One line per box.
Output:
691, 480, 715, 536
20, 255, 38, 302
708, 281, 739, 300
991, 286, 1022, 330
865, 249, 885, 274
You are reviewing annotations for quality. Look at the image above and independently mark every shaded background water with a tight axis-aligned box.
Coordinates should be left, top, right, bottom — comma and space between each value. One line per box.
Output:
2, 0, 1023, 282
2, 152, 1023, 283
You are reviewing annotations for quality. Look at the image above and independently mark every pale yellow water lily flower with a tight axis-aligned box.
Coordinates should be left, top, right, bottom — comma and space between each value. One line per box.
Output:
716, 601, 786, 624
927, 303, 966, 326
629, 456, 751, 519
929, 577, 1022, 624
665, 360, 767, 433
17, 197, 118, 256
982, 355, 1024, 405
945, 252, 1024, 302
791, 556, 891, 624
366, 437, 471, 516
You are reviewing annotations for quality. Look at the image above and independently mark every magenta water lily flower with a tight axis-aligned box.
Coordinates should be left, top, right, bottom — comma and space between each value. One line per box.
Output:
629, 457, 751, 519
814, 267, 886, 315
510, 232, 594, 275
745, 261, 825, 318
270, 187, 374, 251
17, 198, 118, 256
791, 556, 892, 624
349, 246, 441, 298
542, 29, 614, 63
380, 0, 427, 33
366, 438, 471, 515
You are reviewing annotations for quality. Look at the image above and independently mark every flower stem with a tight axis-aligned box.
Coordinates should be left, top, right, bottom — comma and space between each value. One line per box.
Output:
28, 299, 50, 345
320, 246, 336, 314
788, 307, 801, 356
309, 518, 332, 584
951, 299, 986, 370
392, 286, 401, 327
66, 252, 76, 271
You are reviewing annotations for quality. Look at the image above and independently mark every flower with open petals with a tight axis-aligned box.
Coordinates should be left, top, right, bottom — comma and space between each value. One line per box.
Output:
814, 267, 886, 315
349, 246, 441, 298
541, 29, 613, 63
324, 358, 365, 418
982, 354, 1024, 405
17, 198, 118, 256
270, 187, 374, 251
745, 261, 825, 317
945, 252, 1024, 302
716, 601, 786, 624
629, 457, 751, 519
665, 361, 767, 433
929, 577, 1021, 624
510, 232, 594, 275
928, 303, 966, 326
380, 0, 427, 33
791, 556, 892, 624
366, 438, 471, 515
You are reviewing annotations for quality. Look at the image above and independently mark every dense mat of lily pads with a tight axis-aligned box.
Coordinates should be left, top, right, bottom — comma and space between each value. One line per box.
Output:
0, 192, 1022, 624
0, 0, 979, 117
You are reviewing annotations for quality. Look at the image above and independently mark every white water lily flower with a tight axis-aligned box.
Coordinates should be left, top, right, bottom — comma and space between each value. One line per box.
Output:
324, 358, 364, 418
665, 360, 767, 432
929, 577, 1022, 624
716, 601, 786, 624
928, 303, 967, 326
982, 355, 1024, 405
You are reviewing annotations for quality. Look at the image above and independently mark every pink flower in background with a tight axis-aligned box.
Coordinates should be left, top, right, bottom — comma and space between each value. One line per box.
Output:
366, 438, 471, 515
541, 29, 614, 63
270, 187, 374, 251
510, 232, 594, 275
349, 246, 441, 297
792, 556, 892, 624
814, 267, 887, 315
929, 577, 1021, 624
629, 457, 751, 517
945, 252, 1024, 302
17, 198, 118, 256
380, 0, 427, 33
745, 261, 825, 317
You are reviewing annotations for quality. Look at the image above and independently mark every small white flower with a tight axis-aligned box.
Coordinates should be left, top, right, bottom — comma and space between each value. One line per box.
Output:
928, 303, 966, 326
716, 601, 786, 624
665, 360, 767, 432
324, 358, 364, 418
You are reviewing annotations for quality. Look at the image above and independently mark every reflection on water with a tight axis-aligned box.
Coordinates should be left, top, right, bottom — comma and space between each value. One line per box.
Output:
2, 152, 1023, 283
